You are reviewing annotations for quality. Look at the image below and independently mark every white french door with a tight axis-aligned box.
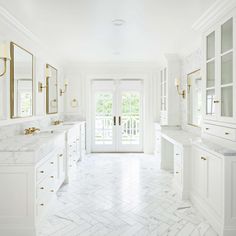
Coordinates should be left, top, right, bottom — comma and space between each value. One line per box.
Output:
91, 79, 143, 152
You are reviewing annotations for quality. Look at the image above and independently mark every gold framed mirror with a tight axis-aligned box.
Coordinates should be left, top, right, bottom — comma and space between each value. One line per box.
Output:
10, 42, 33, 118
46, 64, 58, 114
187, 69, 202, 127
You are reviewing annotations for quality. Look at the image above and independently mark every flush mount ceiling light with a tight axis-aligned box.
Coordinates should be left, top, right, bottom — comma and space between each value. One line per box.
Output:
112, 19, 126, 26
113, 51, 120, 55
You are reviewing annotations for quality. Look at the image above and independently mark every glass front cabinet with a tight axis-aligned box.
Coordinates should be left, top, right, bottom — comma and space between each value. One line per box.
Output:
204, 13, 236, 123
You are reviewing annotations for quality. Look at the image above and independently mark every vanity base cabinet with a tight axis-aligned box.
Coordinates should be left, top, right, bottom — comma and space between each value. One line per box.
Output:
191, 145, 236, 236
80, 122, 86, 159
0, 144, 66, 236
173, 144, 191, 200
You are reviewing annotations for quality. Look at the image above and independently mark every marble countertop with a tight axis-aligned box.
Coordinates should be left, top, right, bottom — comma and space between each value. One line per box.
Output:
193, 139, 236, 157
161, 129, 199, 146
0, 121, 83, 164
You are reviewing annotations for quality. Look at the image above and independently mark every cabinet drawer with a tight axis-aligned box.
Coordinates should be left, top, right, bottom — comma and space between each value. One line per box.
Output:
36, 157, 56, 183
174, 146, 182, 168
203, 123, 236, 141
36, 176, 55, 201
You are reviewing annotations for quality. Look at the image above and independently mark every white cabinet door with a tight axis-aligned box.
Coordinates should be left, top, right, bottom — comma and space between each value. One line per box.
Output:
192, 147, 207, 198
203, 13, 236, 123
207, 152, 223, 216
174, 145, 182, 186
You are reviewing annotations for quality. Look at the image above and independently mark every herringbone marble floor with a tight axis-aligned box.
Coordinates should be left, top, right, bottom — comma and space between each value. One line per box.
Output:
38, 153, 218, 236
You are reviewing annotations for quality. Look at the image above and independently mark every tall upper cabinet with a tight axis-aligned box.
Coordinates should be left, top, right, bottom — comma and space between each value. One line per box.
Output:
160, 54, 181, 126
198, 1, 236, 143
204, 15, 235, 122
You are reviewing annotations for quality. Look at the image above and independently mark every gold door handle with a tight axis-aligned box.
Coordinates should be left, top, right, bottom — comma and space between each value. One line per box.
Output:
119, 116, 121, 126
113, 116, 116, 126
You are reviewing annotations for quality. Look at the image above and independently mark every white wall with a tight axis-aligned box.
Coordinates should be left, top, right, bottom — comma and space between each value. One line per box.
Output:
0, 9, 65, 125
64, 62, 160, 154
180, 49, 202, 135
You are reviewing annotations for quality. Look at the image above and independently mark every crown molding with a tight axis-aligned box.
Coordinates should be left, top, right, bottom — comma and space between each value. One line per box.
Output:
192, 0, 236, 32
0, 6, 41, 45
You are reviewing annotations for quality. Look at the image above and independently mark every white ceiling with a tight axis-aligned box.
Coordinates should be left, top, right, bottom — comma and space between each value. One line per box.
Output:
0, 0, 216, 66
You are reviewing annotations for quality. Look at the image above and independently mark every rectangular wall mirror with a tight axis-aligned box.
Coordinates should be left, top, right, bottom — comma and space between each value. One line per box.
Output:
187, 69, 202, 127
10, 42, 33, 118
46, 64, 58, 114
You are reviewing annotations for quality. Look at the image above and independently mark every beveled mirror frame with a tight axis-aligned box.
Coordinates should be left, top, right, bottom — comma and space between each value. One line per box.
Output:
10, 42, 34, 119
46, 64, 58, 114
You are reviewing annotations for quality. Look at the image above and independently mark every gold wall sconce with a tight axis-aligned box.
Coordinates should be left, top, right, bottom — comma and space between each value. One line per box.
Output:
71, 98, 78, 108
60, 80, 68, 96
38, 66, 51, 92
0, 42, 11, 77
175, 78, 186, 99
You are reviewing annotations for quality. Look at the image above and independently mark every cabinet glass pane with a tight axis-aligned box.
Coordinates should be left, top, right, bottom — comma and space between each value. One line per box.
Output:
221, 18, 233, 53
221, 86, 233, 117
164, 82, 166, 96
207, 32, 215, 60
207, 61, 215, 88
206, 89, 215, 115
221, 52, 233, 85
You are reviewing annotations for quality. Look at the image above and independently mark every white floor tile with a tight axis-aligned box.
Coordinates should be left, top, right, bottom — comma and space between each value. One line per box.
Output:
38, 154, 217, 236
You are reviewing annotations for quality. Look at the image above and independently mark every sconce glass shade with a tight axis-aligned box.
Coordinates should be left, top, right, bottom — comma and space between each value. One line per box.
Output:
175, 78, 180, 86
0, 42, 11, 60
45, 66, 52, 78
187, 78, 192, 86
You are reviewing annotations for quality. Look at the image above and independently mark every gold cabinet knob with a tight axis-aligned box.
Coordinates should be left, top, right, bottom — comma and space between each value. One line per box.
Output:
50, 190, 54, 192
50, 162, 54, 164
59, 154, 63, 157
40, 187, 44, 190
40, 203, 44, 206
50, 176, 54, 178
40, 171, 44, 173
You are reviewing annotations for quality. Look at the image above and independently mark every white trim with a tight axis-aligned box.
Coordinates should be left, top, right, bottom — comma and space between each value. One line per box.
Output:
192, 0, 236, 32
0, 6, 41, 45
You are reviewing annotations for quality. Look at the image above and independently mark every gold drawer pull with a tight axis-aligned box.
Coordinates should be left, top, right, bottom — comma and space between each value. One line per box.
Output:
40, 204, 44, 206
40, 171, 44, 174
176, 171, 179, 174
50, 162, 54, 164
205, 127, 209, 130
213, 100, 220, 103
40, 187, 44, 190
50, 176, 54, 178
50, 190, 54, 192
175, 153, 180, 156
225, 132, 229, 135
59, 154, 63, 157
201, 156, 207, 161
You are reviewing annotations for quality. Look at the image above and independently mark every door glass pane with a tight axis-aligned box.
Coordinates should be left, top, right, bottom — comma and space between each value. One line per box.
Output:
121, 92, 140, 145
221, 86, 233, 117
95, 92, 113, 145
207, 32, 215, 60
221, 18, 233, 53
221, 52, 233, 85
207, 61, 215, 88
206, 89, 215, 115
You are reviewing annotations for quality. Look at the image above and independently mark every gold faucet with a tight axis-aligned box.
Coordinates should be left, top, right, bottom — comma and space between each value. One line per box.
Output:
24, 127, 40, 135
52, 120, 63, 125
